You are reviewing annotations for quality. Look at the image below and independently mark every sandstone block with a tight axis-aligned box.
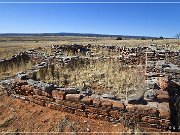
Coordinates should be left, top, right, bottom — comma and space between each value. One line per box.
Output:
81, 96, 93, 105
157, 103, 170, 119
112, 101, 125, 111
66, 94, 83, 102
52, 90, 66, 100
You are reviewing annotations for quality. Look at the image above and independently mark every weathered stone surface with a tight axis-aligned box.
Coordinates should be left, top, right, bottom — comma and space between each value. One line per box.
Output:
66, 94, 83, 102
155, 90, 168, 96
93, 98, 101, 107
33, 88, 42, 96
52, 90, 66, 100
85, 106, 109, 116
81, 96, 93, 105
159, 119, 170, 128
157, 94, 169, 102
112, 101, 125, 111
66, 107, 75, 114
45, 103, 57, 109
101, 99, 112, 110
14, 79, 28, 85
27, 79, 54, 92
147, 117, 160, 125
157, 103, 170, 119
58, 87, 79, 94
64, 101, 84, 110
55, 99, 65, 105
109, 110, 120, 119
126, 104, 158, 117
33, 95, 54, 102
144, 90, 156, 101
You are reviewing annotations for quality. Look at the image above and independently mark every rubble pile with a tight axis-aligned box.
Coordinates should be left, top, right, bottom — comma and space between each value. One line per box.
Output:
0, 52, 30, 69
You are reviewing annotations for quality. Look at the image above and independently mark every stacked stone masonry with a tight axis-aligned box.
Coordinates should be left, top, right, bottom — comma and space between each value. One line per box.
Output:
0, 44, 179, 132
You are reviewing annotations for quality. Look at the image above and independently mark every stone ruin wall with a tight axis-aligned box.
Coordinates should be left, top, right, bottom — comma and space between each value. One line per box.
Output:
1, 44, 180, 132
5, 78, 170, 132
0, 52, 30, 70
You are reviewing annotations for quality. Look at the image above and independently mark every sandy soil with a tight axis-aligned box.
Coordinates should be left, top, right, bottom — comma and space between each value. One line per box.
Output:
0, 88, 127, 134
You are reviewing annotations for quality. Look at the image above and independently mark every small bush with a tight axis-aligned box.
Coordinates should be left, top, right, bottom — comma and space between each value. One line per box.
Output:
116, 37, 123, 40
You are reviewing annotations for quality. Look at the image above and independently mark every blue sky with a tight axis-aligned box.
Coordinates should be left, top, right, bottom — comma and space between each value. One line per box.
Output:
0, 0, 180, 37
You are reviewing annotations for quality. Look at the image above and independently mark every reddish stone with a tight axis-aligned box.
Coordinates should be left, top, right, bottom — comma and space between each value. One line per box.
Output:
55, 99, 65, 105
93, 98, 102, 107
126, 104, 150, 112
155, 90, 168, 96
157, 94, 169, 102
66, 107, 75, 114
33, 89, 42, 96
112, 101, 125, 111
14, 79, 28, 85
64, 101, 84, 110
101, 99, 112, 110
126, 104, 158, 117
81, 96, 93, 105
85, 106, 98, 113
33, 95, 54, 102
24, 85, 32, 92
109, 110, 120, 119
98, 108, 110, 116
61, 106, 69, 113
56, 105, 63, 111
139, 126, 161, 132
141, 116, 149, 123
41, 91, 51, 97
85, 107, 109, 116
147, 118, 160, 125
157, 103, 170, 119
138, 122, 153, 129
45, 103, 56, 109
52, 90, 66, 100
66, 94, 83, 102
159, 119, 170, 128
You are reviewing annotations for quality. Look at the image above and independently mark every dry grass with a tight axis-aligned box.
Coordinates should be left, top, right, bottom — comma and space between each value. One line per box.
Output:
0, 61, 33, 80
36, 60, 146, 98
0, 36, 178, 97
0, 36, 179, 59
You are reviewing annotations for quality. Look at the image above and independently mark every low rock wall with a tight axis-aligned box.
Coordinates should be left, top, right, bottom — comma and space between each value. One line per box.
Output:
8, 79, 171, 132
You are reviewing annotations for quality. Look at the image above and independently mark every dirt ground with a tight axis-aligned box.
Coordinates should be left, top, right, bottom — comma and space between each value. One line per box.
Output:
0, 88, 128, 134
